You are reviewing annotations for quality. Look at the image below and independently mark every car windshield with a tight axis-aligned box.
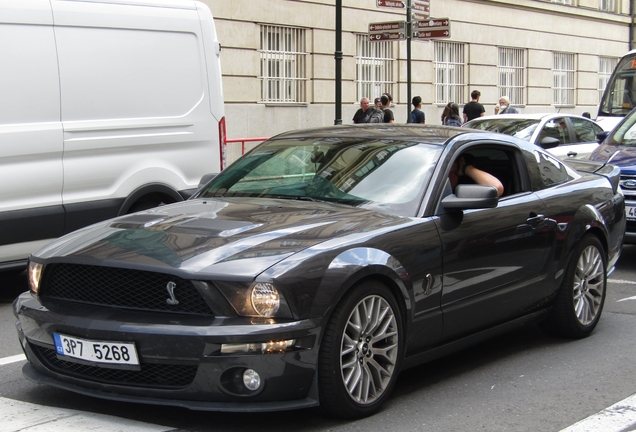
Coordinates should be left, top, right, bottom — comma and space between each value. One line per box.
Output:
464, 118, 539, 142
197, 137, 443, 215
607, 109, 636, 147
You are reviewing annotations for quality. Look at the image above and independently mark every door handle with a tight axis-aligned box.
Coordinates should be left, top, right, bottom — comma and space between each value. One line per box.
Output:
527, 213, 545, 227
567, 151, 577, 157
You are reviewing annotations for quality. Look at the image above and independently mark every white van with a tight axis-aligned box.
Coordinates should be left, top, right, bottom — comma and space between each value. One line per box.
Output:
0, 0, 225, 271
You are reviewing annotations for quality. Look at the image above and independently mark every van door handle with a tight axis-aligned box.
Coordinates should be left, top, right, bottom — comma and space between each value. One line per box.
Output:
567, 151, 577, 157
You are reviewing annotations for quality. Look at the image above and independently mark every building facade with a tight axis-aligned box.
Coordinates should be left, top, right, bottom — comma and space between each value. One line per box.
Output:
204, 0, 633, 144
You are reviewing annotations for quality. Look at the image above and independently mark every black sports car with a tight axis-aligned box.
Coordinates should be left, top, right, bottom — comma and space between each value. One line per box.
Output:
14, 125, 625, 419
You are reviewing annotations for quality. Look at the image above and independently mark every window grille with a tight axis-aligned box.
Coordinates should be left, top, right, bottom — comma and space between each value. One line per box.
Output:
553, 52, 575, 106
434, 41, 465, 104
498, 47, 525, 106
600, 0, 615, 11
259, 25, 307, 103
598, 56, 618, 103
355, 35, 394, 102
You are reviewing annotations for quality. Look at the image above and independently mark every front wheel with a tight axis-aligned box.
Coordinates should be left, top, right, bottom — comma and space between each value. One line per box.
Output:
318, 281, 403, 419
544, 235, 607, 338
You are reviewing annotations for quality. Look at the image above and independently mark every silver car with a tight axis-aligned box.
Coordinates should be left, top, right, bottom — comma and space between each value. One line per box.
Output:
463, 113, 604, 160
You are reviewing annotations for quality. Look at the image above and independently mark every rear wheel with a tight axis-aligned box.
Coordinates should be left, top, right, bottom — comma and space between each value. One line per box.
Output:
318, 281, 403, 419
545, 235, 606, 338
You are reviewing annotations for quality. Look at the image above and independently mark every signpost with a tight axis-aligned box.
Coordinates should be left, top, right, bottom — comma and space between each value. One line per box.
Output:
369, 21, 407, 41
366, 0, 451, 122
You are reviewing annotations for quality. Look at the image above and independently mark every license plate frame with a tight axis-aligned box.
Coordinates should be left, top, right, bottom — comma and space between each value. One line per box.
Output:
626, 205, 636, 221
53, 333, 140, 368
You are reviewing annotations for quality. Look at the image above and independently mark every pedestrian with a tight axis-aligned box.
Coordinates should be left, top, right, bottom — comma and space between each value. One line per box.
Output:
497, 96, 518, 114
463, 90, 485, 123
410, 96, 425, 124
352, 97, 371, 124
381, 93, 395, 123
443, 102, 462, 127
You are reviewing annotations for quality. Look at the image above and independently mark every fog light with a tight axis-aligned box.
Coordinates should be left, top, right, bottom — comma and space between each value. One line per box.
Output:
243, 369, 261, 391
221, 339, 295, 354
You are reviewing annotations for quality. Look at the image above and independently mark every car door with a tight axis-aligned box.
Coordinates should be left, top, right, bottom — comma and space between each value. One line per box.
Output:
433, 144, 556, 340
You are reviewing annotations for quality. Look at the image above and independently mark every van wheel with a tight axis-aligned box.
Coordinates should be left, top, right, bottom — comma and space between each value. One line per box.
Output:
544, 235, 607, 338
318, 281, 403, 419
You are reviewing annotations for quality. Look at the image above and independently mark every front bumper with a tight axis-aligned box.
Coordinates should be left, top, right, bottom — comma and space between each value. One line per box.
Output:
14, 292, 321, 412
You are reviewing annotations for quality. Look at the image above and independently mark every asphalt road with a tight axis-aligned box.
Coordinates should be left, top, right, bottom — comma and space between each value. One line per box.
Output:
1, 246, 635, 431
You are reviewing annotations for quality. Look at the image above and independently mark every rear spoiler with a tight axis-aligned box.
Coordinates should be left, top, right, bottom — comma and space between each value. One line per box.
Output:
568, 159, 621, 194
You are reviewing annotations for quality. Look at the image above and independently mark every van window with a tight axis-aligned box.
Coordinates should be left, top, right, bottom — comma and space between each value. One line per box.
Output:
56, 27, 204, 121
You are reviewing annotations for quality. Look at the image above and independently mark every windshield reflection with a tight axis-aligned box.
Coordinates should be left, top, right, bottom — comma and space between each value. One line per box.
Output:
464, 119, 539, 142
197, 137, 442, 216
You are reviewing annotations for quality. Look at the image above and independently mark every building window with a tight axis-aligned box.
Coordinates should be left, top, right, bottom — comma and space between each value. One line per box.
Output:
553, 52, 575, 106
551, 0, 573, 5
434, 41, 465, 104
599, 56, 618, 103
259, 25, 307, 103
600, 0, 615, 11
355, 35, 394, 102
498, 47, 525, 106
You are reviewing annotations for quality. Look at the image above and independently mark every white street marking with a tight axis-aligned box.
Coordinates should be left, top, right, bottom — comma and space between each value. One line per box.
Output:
0, 397, 173, 432
0, 354, 25, 366
560, 393, 636, 432
608, 279, 636, 285
617, 296, 636, 303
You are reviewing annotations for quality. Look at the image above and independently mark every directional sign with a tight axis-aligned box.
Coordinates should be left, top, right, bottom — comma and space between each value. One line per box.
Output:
412, 28, 451, 40
377, 0, 405, 9
369, 32, 406, 42
412, 18, 451, 40
369, 20, 406, 42
369, 21, 405, 33
412, 0, 430, 20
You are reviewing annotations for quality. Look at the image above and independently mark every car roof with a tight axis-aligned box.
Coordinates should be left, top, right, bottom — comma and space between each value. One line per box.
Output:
470, 113, 596, 122
270, 124, 483, 146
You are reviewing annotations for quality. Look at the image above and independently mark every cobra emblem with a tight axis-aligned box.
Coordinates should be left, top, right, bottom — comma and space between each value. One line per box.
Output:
166, 281, 179, 305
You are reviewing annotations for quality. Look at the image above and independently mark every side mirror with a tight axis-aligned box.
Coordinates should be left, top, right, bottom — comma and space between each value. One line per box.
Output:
442, 184, 499, 210
198, 173, 218, 188
540, 136, 560, 149
596, 131, 610, 143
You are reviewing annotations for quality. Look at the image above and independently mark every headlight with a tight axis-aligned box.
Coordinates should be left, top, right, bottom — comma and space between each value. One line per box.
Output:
27, 261, 44, 295
213, 281, 292, 318
250, 283, 280, 317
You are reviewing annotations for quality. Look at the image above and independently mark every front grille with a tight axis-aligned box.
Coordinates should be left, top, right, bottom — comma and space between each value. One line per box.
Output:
41, 264, 212, 315
33, 344, 197, 388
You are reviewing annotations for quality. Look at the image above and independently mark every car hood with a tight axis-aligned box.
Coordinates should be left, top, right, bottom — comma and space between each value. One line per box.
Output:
34, 198, 413, 278
590, 144, 636, 173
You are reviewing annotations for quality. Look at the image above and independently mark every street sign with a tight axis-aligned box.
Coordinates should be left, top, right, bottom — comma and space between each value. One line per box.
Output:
369, 21, 405, 33
412, 28, 450, 40
412, 18, 451, 40
376, 0, 405, 9
369, 32, 407, 41
412, 0, 430, 20
369, 20, 406, 42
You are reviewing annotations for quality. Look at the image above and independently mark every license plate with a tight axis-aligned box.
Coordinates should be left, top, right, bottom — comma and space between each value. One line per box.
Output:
626, 205, 636, 221
53, 333, 139, 366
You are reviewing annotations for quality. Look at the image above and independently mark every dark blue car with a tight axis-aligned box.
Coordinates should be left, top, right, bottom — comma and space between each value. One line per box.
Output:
590, 108, 636, 243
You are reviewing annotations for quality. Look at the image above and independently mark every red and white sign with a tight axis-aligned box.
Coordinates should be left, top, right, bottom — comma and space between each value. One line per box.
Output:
412, 0, 430, 20
369, 32, 406, 42
369, 21, 405, 33
377, 0, 405, 9
412, 29, 450, 39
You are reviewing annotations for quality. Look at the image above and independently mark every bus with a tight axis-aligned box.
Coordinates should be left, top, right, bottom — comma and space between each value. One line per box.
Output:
597, 49, 636, 131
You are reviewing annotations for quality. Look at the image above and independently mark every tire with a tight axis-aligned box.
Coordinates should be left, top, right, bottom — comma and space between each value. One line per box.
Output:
545, 235, 607, 338
318, 280, 403, 419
